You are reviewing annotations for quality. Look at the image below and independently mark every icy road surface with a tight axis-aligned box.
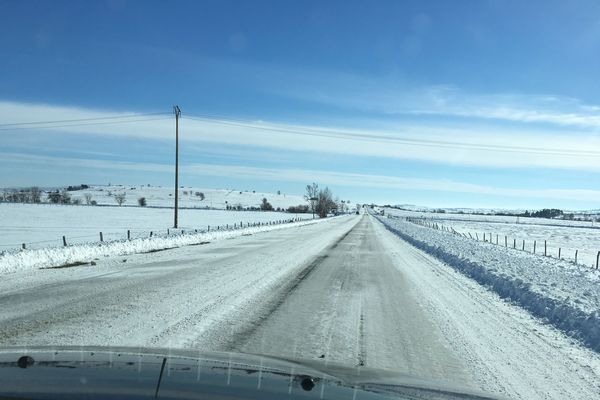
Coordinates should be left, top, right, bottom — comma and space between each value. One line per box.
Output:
1, 214, 599, 399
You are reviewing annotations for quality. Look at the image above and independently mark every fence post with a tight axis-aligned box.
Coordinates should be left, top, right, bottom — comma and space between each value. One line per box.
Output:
513, 239, 516, 248
127, 230, 130, 240
62, 236, 67, 247
522, 240, 525, 251
181, 229, 184, 234
596, 251, 599, 269
150, 231, 153, 237
208, 225, 210, 232
505, 236, 507, 247
100, 232, 103, 242
496, 234, 498, 245
167, 228, 170, 235
533, 240, 536, 254
476, 233, 479, 240
544, 240, 547, 256
22, 243, 26, 250
575, 250, 578, 264
558, 247, 561, 259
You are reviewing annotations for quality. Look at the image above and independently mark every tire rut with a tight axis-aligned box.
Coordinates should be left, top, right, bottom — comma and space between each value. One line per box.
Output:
220, 221, 360, 351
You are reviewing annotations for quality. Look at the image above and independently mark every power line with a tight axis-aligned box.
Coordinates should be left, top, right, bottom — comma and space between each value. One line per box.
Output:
0, 116, 172, 131
0, 111, 171, 128
182, 113, 600, 158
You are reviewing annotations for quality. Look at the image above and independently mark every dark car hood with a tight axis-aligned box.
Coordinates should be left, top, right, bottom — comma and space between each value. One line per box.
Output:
0, 346, 505, 400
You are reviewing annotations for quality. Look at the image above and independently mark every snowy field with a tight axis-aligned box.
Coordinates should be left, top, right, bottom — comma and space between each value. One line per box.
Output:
0, 203, 313, 251
34, 184, 309, 210
375, 212, 600, 352
384, 207, 600, 267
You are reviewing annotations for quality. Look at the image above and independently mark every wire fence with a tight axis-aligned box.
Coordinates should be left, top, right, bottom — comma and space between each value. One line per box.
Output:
401, 216, 600, 270
0, 218, 304, 253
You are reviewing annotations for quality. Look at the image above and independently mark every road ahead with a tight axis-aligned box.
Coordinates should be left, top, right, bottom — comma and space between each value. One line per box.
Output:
1, 214, 599, 399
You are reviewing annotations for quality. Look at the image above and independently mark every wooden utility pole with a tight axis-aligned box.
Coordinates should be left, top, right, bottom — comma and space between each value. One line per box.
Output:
173, 105, 181, 228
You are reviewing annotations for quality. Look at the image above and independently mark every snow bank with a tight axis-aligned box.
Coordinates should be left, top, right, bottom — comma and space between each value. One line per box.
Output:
0, 218, 331, 275
376, 215, 600, 352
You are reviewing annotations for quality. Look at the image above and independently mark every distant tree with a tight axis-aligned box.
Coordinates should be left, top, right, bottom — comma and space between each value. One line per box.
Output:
260, 198, 273, 211
84, 193, 93, 205
90, 200, 98, 206
30, 187, 41, 203
48, 191, 61, 204
72, 198, 82, 205
277, 190, 281, 195
115, 193, 126, 206
59, 189, 71, 204
195, 192, 205, 201
138, 197, 147, 207
183, 191, 188, 195
288, 205, 309, 213
304, 182, 319, 216
315, 187, 335, 218
531, 208, 563, 219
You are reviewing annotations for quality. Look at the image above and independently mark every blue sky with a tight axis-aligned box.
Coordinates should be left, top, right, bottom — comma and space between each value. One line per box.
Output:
1, 0, 600, 209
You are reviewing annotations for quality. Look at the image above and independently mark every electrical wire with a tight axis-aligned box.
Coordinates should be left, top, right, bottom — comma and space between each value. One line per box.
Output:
0, 116, 172, 131
0, 111, 171, 128
182, 113, 600, 158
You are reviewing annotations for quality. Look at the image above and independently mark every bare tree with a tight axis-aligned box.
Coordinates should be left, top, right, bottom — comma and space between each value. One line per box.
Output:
315, 187, 335, 218
138, 197, 147, 207
48, 191, 61, 204
59, 189, 71, 204
84, 193, 93, 205
115, 193, 126, 206
260, 198, 273, 211
304, 182, 318, 217
30, 187, 41, 203
338, 199, 347, 213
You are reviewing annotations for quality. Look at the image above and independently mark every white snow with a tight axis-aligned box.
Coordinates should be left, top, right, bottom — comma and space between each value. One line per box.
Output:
375, 212, 600, 352
371, 218, 600, 399
0, 203, 314, 251
0, 216, 334, 275
64, 184, 307, 210
384, 207, 600, 267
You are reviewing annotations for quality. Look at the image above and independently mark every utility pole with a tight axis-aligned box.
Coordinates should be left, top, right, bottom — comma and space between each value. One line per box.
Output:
173, 105, 181, 228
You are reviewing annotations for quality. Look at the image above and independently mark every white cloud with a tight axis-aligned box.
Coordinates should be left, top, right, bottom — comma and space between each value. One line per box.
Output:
1, 100, 600, 172
2, 152, 599, 203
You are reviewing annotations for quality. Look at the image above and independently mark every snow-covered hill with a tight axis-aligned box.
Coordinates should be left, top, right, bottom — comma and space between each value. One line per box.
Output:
68, 185, 308, 210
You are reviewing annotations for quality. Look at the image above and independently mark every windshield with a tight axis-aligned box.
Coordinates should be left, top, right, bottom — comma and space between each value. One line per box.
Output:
1, 1, 599, 399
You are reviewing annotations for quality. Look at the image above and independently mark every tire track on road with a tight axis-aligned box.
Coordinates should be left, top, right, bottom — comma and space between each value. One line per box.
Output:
219, 220, 360, 351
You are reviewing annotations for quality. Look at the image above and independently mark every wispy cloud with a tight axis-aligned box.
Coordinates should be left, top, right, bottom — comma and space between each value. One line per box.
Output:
2, 152, 599, 203
2, 100, 599, 171
273, 78, 600, 129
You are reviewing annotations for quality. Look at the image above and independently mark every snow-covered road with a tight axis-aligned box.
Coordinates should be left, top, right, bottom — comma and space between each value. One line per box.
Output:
1, 214, 599, 399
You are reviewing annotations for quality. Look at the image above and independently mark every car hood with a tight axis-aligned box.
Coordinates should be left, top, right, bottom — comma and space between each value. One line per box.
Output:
0, 346, 505, 400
